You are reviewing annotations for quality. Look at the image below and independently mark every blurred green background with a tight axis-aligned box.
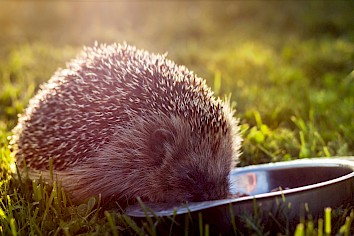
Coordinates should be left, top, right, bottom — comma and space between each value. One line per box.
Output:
0, 1, 353, 165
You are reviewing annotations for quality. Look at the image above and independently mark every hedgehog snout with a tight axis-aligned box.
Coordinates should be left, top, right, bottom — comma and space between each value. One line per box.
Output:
174, 167, 230, 202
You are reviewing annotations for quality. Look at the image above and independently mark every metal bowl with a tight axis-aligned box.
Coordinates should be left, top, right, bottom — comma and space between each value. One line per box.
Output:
126, 158, 354, 233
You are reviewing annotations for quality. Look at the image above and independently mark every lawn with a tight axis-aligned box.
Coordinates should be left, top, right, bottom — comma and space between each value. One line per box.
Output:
0, 1, 353, 235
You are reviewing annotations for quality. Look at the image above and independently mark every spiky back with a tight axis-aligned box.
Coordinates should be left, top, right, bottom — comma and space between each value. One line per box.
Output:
11, 43, 230, 170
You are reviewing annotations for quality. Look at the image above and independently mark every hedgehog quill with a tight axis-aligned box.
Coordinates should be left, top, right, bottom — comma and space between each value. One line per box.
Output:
10, 43, 242, 204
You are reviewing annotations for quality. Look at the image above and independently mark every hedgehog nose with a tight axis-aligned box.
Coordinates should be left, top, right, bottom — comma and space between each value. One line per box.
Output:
189, 187, 220, 202
190, 191, 221, 202
190, 193, 207, 202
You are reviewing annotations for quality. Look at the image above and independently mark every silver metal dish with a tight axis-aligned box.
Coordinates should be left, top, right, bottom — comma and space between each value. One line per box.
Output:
126, 158, 354, 233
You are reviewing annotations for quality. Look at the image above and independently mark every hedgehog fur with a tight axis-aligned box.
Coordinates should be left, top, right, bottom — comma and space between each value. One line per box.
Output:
11, 43, 242, 204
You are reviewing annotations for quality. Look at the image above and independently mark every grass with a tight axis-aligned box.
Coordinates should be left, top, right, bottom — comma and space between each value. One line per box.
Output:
0, 1, 353, 235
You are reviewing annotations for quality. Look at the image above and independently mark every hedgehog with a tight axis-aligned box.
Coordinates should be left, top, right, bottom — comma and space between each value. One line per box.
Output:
10, 43, 242, 204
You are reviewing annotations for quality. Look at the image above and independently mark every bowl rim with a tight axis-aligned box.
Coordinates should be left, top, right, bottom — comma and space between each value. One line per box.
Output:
126, 157, 354, 217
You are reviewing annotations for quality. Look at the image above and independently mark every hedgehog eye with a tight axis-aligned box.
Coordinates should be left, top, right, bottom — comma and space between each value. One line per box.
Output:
150, 128, 174, 164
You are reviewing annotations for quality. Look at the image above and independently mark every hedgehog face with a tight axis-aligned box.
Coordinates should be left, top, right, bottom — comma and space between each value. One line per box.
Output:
145, 115, 235, 203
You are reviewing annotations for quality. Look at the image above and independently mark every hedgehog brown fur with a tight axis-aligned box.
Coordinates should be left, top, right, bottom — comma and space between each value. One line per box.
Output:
11, 43, 242, 204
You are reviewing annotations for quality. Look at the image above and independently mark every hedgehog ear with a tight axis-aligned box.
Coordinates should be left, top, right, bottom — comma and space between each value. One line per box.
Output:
150, 128, 174, 162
